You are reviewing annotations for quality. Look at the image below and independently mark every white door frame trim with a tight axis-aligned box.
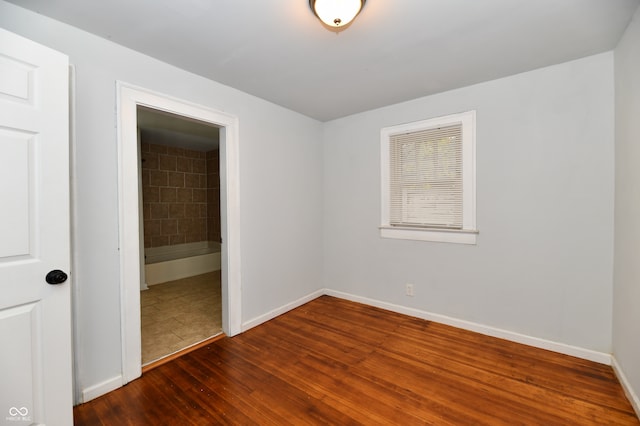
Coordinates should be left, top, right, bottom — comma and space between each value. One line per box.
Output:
116, 82, 242, 384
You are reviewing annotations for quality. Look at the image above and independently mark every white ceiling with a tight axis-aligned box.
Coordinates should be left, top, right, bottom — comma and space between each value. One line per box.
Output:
8, 0, 639, 121
137, 106, 219, 151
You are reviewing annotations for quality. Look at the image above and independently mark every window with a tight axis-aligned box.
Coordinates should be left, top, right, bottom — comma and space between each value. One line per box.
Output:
380, 111, 477, 244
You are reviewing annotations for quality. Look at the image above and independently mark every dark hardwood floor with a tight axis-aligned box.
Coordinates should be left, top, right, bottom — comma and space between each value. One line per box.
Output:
74, 296, 639, 425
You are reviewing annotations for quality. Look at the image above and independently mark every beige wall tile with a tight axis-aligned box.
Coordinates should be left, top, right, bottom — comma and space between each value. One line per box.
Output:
141, 143, 220, 249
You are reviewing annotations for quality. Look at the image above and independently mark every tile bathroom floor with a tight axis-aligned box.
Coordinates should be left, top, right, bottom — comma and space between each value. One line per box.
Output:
140, 271, 222, 365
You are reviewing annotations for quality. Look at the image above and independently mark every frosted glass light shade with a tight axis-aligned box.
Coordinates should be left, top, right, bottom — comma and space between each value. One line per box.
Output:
310, 0, 366, 27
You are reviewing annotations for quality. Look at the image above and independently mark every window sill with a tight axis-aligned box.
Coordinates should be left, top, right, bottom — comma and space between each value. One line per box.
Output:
379, 226, 478, 245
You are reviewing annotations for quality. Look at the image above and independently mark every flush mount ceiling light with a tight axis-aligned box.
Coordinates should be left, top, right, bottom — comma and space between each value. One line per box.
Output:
310, 0, 366, 28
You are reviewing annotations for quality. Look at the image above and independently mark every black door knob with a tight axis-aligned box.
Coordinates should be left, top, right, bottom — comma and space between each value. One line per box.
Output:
46, 270, 68, 285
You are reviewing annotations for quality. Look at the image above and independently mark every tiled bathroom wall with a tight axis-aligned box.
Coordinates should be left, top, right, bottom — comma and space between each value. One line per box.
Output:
141, 141, 220, 249
206, 150, 221, 243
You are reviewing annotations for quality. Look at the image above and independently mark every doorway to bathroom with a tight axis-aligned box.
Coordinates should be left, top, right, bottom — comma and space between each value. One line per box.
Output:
137, 106, 222, 365
117, 83, 242, 384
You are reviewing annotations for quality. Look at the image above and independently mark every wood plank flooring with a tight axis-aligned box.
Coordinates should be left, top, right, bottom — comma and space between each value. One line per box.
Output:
74, 296, 639, 425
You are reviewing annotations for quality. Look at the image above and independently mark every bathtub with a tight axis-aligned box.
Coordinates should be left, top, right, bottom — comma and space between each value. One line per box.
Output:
144, 241, 221, 286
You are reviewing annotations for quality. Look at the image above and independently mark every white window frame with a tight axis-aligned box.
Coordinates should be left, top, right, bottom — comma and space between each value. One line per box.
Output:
380, 111, 477, 244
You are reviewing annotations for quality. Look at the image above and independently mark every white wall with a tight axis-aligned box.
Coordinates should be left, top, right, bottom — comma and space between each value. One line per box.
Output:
613, 5, 640, 412
0, 1, 324, 400
323, 53, 615, 354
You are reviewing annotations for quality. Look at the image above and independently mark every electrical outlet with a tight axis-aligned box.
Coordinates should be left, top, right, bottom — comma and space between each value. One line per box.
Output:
405, 283, 414, 297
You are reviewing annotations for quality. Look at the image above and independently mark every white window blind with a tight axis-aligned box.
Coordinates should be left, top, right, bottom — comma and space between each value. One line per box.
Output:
389, 124, 463, 229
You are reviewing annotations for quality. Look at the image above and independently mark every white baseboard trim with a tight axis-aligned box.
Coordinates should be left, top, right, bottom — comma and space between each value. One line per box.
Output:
324, 289, 612, 365
81, 375, 123, 403
612, 356, 640, 419
242, 289, 325, 332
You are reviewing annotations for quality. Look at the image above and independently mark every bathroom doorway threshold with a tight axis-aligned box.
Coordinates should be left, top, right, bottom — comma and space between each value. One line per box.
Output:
142, 333, 226, 373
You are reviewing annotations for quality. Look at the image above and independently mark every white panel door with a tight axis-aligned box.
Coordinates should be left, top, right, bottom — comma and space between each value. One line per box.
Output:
0, 28, 72, 425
